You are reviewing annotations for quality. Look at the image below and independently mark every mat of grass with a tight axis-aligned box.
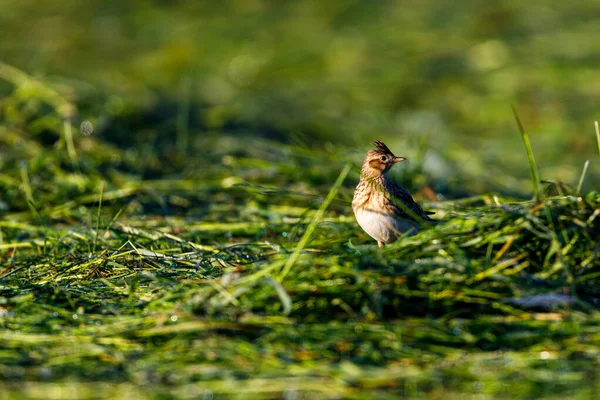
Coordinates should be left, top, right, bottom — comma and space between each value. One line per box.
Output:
2, 141, 600, 399
1, 65, 600, 399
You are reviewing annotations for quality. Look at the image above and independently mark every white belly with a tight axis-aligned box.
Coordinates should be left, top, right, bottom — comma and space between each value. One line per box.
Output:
354, 208, 418, 244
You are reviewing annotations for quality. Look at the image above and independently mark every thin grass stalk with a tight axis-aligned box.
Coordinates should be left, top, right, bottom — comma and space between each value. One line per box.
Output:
93, 182, 105, 254
576, 160, 590, 195
512, 106, 542, 202
19, 161, 34, 207
278, 163, 352, 281
64, 119, 78, 164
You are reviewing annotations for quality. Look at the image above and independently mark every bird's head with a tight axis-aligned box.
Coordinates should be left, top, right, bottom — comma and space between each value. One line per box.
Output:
362, 140, 406, 176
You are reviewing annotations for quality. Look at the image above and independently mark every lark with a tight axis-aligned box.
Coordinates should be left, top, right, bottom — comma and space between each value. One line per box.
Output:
352, 140, 436, 247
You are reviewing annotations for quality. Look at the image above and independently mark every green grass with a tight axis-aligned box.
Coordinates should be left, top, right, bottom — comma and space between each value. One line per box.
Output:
512, 106, 542, 203
1, 1, 600, 396
1, 185, 599, 399
1, 84, 599, 397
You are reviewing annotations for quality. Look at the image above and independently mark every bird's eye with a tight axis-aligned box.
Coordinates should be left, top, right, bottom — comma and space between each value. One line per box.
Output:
380, 155, 388, 162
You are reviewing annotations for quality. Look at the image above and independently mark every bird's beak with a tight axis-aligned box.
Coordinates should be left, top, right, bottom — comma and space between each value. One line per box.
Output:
392, 156, 406, 163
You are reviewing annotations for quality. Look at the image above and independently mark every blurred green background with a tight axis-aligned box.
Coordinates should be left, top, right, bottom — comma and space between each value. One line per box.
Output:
1, 0, 599, 199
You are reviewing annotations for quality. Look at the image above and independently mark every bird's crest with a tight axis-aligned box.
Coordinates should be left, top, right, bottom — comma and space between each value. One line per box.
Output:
373, 140, 392, 154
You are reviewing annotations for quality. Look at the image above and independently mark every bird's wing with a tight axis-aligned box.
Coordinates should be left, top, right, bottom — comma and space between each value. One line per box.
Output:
386, 181, 435, 222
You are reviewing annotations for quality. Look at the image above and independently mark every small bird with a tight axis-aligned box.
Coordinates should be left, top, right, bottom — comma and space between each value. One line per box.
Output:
352, 140, 436, 247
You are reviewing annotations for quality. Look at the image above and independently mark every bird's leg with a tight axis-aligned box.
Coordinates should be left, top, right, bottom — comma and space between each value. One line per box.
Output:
377, 241, 385, 248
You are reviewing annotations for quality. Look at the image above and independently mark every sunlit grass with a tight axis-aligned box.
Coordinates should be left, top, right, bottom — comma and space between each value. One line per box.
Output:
1, 62, 599, 399
1, 124, 599, 398
512, 106, 542, 202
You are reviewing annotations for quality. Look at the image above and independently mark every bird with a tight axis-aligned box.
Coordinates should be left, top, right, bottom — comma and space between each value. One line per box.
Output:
352, 140, 436, 247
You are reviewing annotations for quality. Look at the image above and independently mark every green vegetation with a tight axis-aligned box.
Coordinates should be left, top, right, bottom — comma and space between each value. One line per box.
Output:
1, 1, 600, 398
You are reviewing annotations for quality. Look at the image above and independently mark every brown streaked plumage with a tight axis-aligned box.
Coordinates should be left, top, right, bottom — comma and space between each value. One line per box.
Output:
352, 140, 436, 247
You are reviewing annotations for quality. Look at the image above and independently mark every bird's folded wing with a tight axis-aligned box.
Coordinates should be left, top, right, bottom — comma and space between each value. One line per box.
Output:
388, 181, 435, 222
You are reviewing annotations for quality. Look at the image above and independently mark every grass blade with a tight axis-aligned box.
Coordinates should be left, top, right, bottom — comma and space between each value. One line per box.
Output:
19, 161, 35, 207
266, 277, 292, 315
93, 182, 105, 254
64, 118, 78, 164
512, 105, 541, 202
576, 160, 590, 195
